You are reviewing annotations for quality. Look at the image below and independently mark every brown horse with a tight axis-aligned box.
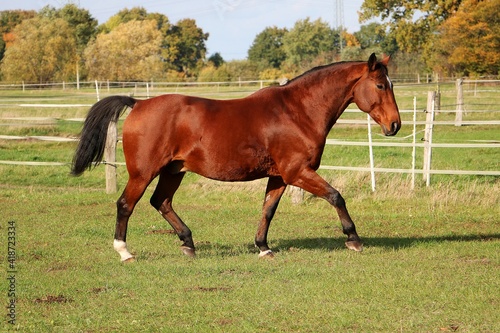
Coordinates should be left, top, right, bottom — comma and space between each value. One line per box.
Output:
72, 53, 400, 262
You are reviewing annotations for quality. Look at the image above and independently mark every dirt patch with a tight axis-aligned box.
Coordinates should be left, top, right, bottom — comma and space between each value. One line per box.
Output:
185, 286, 232, 293
34, 294, 73, 304
146, 229, 175, 235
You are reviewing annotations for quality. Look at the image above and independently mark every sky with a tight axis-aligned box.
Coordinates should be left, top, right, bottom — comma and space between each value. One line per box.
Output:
3, 0, 368, 60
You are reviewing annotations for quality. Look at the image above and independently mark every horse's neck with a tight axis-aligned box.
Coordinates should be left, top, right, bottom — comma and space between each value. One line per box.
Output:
285, 64, 363, 136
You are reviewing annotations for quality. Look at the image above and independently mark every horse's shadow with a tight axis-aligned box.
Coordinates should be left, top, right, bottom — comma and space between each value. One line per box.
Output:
272, 233, 500, 252
168, 233, 500, 257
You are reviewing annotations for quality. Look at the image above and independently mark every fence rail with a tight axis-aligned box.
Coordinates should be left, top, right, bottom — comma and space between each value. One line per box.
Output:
1, 80, 499, 193
1, 115, 499, 180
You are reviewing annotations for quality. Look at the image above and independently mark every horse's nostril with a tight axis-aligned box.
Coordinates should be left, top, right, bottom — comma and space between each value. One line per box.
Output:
391, 121, 400, 134
385, 121, 400, 136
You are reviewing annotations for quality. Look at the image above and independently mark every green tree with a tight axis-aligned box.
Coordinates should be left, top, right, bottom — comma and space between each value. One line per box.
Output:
165, 18, 209, 75
223, 60, 259, 80
37, 4, 98, 80
430, 0, 500, 76
248, 26, 287, 69
354, 23, 385, 50
282, 18, 337, 69
38, 4, 97, 54
84, 20, 163, 81
207, 52, 224, 68
1, 16, 77, 83
0, 10, 36, 34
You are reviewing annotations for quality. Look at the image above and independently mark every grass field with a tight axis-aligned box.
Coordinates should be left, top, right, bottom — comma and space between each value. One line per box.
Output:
1, 83, 499, 332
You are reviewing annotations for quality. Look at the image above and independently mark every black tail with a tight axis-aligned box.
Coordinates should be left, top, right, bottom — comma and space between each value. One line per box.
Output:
71, 95, 136, 176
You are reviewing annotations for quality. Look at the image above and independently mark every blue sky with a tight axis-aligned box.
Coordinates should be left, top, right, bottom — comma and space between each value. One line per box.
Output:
4, 0, 368, 60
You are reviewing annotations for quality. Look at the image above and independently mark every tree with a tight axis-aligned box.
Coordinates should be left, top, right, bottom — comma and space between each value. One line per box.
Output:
223, 60, 259, 80
354, 23, 386, 50
359, 0, 462, 54
430, 0, 500, 76
282, 18, 337, 69
1, 16, 77, 83
0, 10, 36, 34
207, 52, 224, 68
38, 4, 97, 54
99, 7, 153, 33
197, 63, 230, 82
99, 9, 207, 76
84, 20, 163, 81
0, 10, 36, 61
99, 7, 171, 38
37, 4, 98, 80
248, 26, 287, 69
165, 18, 209, 75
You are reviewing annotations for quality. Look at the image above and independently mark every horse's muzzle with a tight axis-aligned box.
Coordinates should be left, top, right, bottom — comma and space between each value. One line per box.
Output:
384, 121, 401, 136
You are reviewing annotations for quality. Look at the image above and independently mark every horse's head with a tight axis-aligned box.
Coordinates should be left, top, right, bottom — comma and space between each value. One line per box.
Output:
352, 53, 401, 136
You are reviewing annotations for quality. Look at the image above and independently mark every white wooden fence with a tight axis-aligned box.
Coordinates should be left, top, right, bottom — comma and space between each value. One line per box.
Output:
1, 81, 499, 194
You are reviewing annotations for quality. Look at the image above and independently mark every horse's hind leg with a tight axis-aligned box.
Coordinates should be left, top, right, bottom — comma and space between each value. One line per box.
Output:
150, 170, 195, 257
255, 176, 287, 258
291, 168, 363, 252
114, 176, 152, 262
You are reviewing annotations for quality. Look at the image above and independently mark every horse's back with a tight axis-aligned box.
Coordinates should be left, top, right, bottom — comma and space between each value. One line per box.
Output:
122, 93, 285, 181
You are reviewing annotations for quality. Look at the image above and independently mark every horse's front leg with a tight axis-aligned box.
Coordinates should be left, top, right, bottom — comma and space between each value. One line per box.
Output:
255, 176, 287, 258
291, 168, 363, 252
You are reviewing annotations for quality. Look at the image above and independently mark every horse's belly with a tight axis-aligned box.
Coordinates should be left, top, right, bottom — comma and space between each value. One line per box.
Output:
183, 152, 279, 182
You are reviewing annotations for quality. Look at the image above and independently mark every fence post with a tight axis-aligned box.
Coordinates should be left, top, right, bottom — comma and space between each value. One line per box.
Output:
434, 85, 441, 112
289, 186, 304, 205
455, 78, 464, 126
104, 121, 118, 194
423, 91, 435, 185
76, 63, 80, 90
411, 96, 417, 190
367, 113, 376, 192
95, 80, 100, 101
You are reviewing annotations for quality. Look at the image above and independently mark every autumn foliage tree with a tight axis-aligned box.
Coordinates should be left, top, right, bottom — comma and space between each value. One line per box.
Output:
430, 0, 500, 76
98, 8, 207, 77
0, 10, 36, 61
1, 16, 77, 83
359, 0, 462, 54
84, 20, 163, 81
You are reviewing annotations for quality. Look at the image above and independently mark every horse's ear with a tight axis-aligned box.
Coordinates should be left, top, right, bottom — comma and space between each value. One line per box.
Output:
380, 54, 391, 66
368, 53, 377, 71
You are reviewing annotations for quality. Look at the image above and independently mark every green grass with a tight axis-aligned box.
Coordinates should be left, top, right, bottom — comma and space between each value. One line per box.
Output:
0, 84, 499, 332
0, 176, 499, 332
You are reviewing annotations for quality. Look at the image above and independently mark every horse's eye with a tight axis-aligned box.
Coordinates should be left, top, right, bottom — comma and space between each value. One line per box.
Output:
376, 84, 385, 90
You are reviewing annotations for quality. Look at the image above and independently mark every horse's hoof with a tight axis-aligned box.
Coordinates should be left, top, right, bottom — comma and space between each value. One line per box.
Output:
181, 246, 196, 257
258, 249, 275, 258
122, 256, 136, 263
345, 241, 363, 252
